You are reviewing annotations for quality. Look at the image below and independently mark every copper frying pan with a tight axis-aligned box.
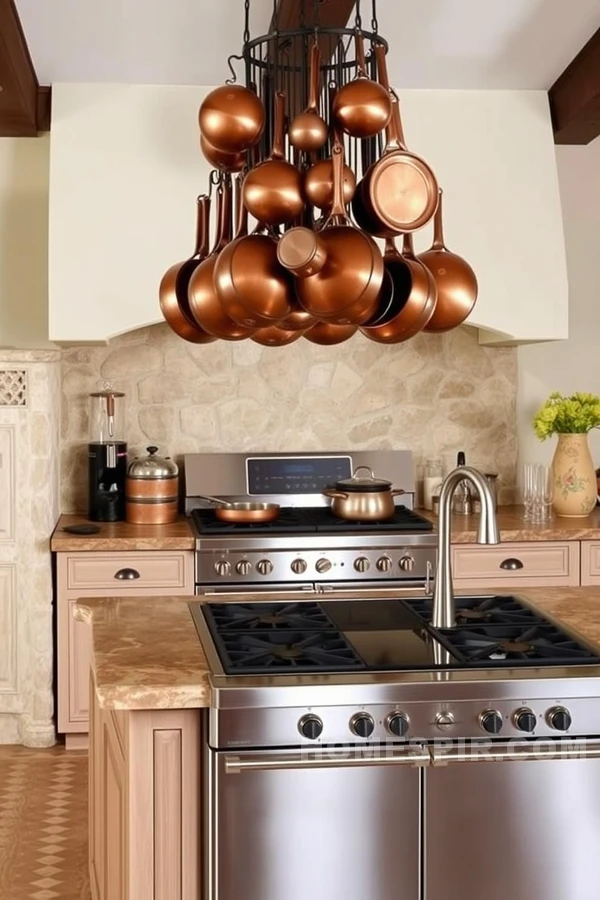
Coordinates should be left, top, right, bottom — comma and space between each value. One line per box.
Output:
196, 494, 280, 524
418, 189, 478, 332
159, 195, 217, 344
294, 137, 384, 325
289, 41, 328, 153
188, 177, 255, 341
353, 46, 438, 235
360, 234, 437, 344
243, 92, 305, 226
332, 31, 391, 139
199, 83, 265, 154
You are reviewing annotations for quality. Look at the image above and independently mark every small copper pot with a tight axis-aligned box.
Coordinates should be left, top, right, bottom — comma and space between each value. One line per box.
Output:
125, 447, 179, 525
199, 83, 265, 154
323, 466, 405, 521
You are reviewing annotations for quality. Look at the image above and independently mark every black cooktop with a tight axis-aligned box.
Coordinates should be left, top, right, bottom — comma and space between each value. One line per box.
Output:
190, 505, 433, 536
195, 596, 600, 675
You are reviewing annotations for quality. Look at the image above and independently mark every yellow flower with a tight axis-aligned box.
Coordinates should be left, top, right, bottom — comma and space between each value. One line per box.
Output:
533, 392, 600, 441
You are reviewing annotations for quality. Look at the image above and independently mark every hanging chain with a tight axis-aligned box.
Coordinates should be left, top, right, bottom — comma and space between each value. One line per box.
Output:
272, 0, 279, 34
371, 0, 379, 33
243, 0, 250, 45
355, 0, 362, 31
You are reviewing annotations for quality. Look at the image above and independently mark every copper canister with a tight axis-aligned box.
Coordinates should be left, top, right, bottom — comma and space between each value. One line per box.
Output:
125, 447, 179, 525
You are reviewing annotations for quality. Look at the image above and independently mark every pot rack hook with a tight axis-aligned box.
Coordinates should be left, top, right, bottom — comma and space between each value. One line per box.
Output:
225, 53, 243, 85
371, 0, 379, 33
355, 0, 363, 32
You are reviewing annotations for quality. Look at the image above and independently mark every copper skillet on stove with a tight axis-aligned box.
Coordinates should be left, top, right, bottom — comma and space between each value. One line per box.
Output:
197, 494, 281, 524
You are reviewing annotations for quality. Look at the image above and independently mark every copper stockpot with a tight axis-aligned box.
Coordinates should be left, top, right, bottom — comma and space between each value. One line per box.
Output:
277, 226, 328, 279
126, 447, 179, 525
188, 178, 255, 341
159, 195, 217, 344
251, 324, 306, 346
199, 83, 265, 154
360, 234, 437, 344
294, 138, 383, 325
289, 41, 328, 153
332, 32, 391, 139
303, 321, 358, 344
243, 92, 305, 226
323, 466, 405, 521
418, 189, 479, 332
200, 134, 247, 173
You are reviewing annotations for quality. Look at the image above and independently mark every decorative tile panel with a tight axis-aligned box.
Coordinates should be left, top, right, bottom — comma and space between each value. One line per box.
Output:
0, 370, 27, 407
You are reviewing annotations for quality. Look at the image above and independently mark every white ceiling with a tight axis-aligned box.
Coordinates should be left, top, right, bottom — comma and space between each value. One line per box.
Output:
16, 0, 600, 90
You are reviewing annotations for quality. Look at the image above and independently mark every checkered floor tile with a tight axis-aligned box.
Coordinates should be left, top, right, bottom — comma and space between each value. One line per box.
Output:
0, 745, 90, 900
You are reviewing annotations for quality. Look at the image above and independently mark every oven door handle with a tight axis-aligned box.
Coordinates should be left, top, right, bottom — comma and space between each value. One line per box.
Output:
431, 739, 600, 765
224, 745, 431, 774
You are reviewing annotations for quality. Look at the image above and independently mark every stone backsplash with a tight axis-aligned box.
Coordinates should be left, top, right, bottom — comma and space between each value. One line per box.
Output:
61, 324, 518, 512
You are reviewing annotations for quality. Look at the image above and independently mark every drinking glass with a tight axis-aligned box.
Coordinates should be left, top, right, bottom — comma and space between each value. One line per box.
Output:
523, 463, 534, 521
539, 465, 554, 521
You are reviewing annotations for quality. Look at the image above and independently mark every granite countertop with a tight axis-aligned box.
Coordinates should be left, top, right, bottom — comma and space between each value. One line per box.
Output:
50, 514, 195, 551
424, 505, 600, 543
76, 586, 600, 711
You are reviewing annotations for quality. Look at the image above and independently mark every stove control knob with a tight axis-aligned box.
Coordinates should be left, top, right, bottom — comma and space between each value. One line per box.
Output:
479, 709, 503, 735
514, 708, 537, 733
236, 560, 252, 576
387, 713, 410, 738
354, 557, 370, 573
214, 560, 231, 577
298, 714, 323, 741
376, 556, 393, 573
256, 559, 273, 576
291, 558, 308, 575
350, 713, 375, 739
399, 555, 415, 572
315, 558, 332, 574
547, 706, 572, 732
435, 711, 455, 731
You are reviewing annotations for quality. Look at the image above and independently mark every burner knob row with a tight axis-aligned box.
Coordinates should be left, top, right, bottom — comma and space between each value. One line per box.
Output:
298, 715, 323, 740
354, 557, 370, 573
350, 713, 375, 738
514, 708, 537, 733
479, 709, 503, 735
548, 706, 572, 732
315, 558, 332, 574
291, 558, 308, 575
256, 559, 273, 576
214, 560, 231, 577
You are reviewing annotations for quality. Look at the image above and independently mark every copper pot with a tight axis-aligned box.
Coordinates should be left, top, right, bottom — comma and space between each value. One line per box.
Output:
199, 83, 265, 154
322, 466, 405, 521
294, 137, 383, 325
418, 189, 478, 332
332, 32, 391, 139
251, 325, 306, 346
159, 194, 217, 344
277, 226, 328, 279
125, 447, 179, 525
200, 134, 247, 173
276, 302, 320, 332
303, 322, 357, 345
304, 156, 357, 211
243, 92, 305, 226
289, 41, 328, 153
188, 178, 255, 341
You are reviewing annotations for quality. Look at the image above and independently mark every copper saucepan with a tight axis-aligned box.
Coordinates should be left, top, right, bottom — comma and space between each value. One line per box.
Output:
333, 31, 391, 138
200, 134, 247, 173
322, 466, 405, 521
251, 324, 306, 346
304, 83, 357, 211
197, 494, 280, 523
292, 137, 384, 325
289, 41, 328, 152
418, 188, 479, 332
243, 91, 305, 226
199, 83, 265, 154
159, 194, 217, 344
303, 321, 358, 345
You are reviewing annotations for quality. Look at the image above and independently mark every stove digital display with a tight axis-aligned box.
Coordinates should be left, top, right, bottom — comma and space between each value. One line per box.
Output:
246, 456, 352, 495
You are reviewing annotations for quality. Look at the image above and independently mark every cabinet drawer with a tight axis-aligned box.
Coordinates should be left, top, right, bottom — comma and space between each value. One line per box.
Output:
581, 542, 600, 585
64, 550, 192, 593
452, 542, 579, 588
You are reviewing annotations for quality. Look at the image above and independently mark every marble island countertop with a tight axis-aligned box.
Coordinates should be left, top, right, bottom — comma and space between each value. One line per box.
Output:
76, 586, 600, 711
430, 505, 600, 543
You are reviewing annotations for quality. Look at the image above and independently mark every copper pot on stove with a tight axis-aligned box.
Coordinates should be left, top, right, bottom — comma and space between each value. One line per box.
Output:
126, 446, 179, 525
323, 466, 405, 521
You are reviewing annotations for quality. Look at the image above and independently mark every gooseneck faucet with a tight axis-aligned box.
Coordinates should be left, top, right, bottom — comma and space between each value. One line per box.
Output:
432, 466, 500, 629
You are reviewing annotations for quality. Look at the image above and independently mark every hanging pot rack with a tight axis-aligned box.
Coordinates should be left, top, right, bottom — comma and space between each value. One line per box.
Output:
160, 0, 479, 348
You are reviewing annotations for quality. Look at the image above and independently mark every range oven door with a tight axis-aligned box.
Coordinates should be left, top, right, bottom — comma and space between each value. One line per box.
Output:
206, 744, 428, 900
425, 739, 600, 900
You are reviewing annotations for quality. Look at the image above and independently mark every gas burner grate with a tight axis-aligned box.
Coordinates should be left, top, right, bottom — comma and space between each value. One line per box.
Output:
307, 505, 433, 533
436, 624, 600, 667
404, 595, 544, 627
203, 602, 335, 632
211, 629, 366, 674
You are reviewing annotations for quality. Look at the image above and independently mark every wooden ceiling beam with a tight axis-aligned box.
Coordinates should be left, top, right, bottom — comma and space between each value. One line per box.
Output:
550, 26, 600, 145
0, 0, 50, 136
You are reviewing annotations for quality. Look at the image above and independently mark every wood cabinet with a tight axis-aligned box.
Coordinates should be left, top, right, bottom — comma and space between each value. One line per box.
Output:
89, 679, 201, 900
58, 550, 194, 746
451, 541, 580, 590
581, 542, 600, 585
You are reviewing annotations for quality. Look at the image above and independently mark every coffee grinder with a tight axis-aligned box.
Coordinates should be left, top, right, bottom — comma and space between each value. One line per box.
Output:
88, 387, 127, 521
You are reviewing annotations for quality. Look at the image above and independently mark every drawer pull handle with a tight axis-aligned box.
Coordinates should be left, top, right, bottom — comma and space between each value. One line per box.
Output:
114, 568, 141, 580
500, 558, 524, 571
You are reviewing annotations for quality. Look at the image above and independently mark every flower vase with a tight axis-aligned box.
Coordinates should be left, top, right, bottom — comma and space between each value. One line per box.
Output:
552, 433, 597, 517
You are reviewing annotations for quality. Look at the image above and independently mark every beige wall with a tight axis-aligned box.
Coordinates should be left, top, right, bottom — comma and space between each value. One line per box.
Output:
518, 137, 600, 471
0, 136, 51, 348
61, 323, 518, 512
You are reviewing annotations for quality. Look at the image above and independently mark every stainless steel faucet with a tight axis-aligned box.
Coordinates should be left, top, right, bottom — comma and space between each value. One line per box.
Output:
432, 466, 500, 629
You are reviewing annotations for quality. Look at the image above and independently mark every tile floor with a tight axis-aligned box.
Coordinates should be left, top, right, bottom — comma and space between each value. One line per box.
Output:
0, 745, 90, 900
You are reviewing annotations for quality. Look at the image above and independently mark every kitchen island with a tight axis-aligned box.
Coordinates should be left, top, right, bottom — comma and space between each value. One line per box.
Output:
77, 586, 600, 900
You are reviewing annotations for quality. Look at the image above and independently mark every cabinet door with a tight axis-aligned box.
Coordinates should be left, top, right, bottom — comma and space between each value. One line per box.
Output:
425, 749, 600, 900
103, 720, 126, 900
58, 598, 92, 732
451, 540, 579, 589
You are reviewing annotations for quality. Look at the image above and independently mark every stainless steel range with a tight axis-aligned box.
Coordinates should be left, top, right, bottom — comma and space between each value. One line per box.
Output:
185, 450, 437, 592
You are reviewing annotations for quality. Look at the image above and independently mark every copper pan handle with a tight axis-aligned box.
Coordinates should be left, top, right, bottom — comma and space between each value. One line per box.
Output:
385, 91, 407, 152
308, 41, 321, 112
195, 195, 211, 258
322, 489, 350, 500
354, 31, 368, 78
233, 175, 248, 240
375, 43, 391, 93
327, 134, 347, 223
402, 232, 416, 259
431, 188, 446, 251
391, 489, 406, 497
271, 91, 286, 161
215, 176, 233, 252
